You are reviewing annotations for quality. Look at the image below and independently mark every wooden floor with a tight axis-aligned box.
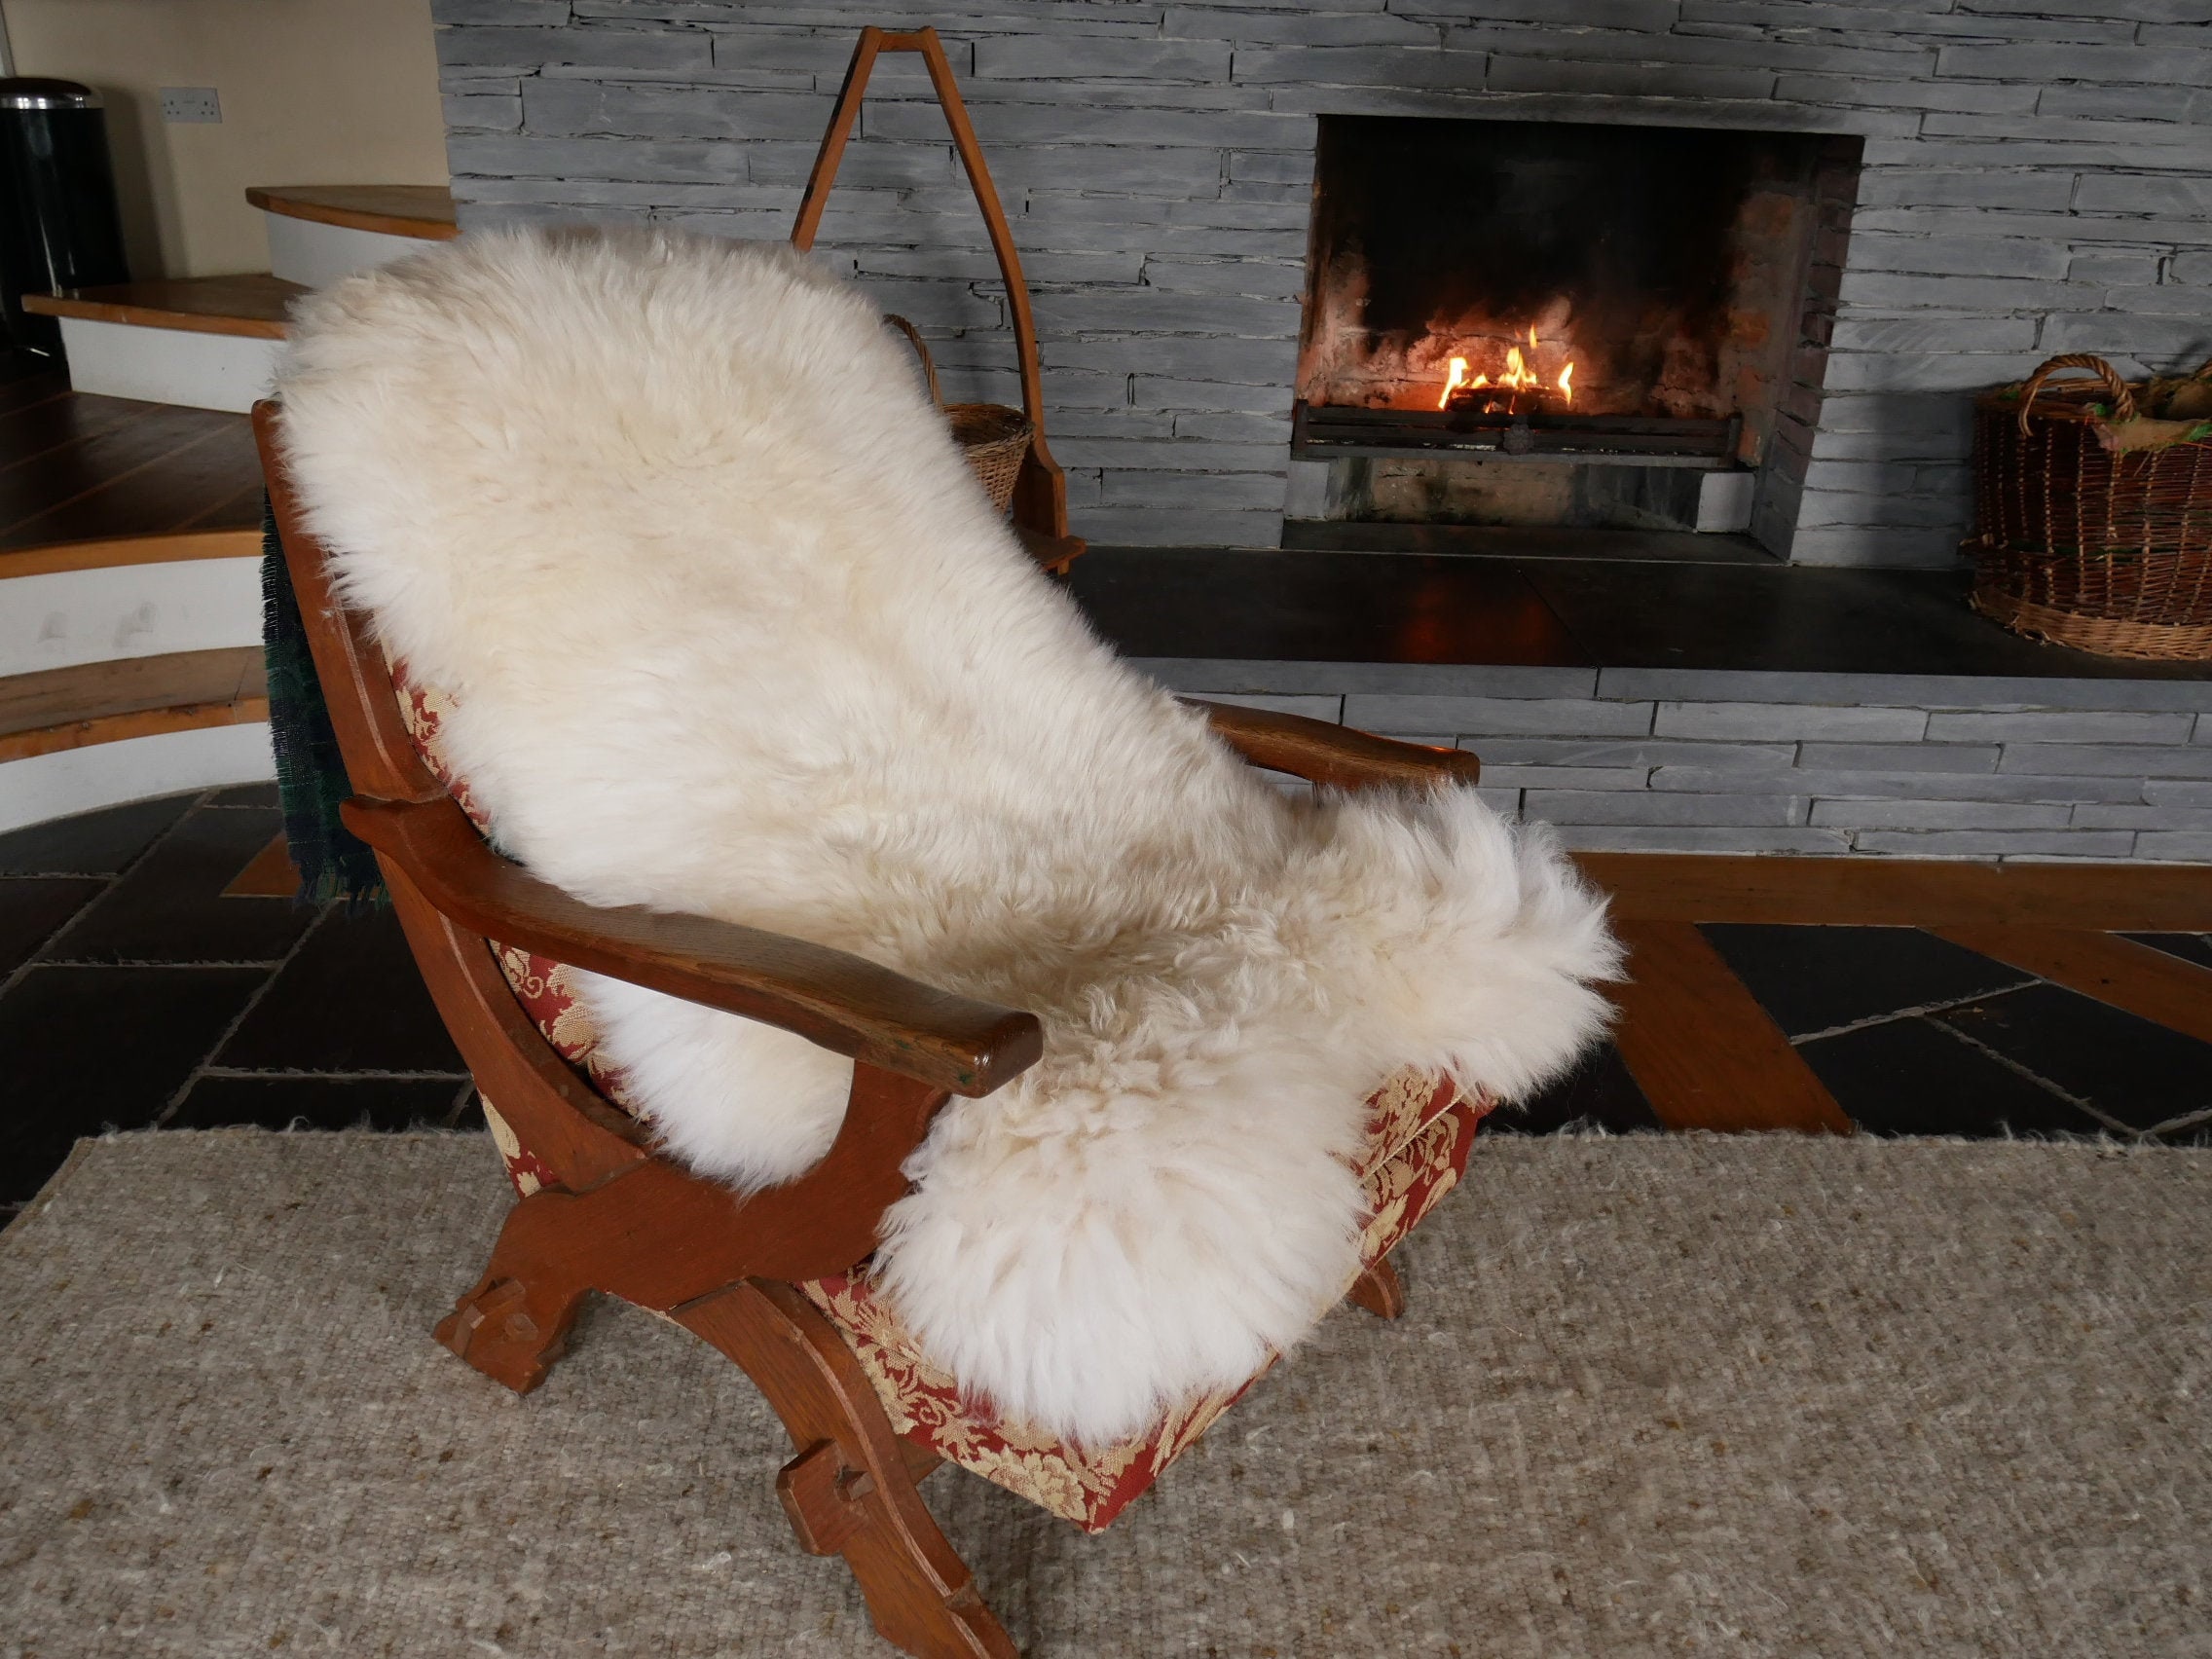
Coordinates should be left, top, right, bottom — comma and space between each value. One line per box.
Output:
1585, 853, 2212, 1136
0, 354, 262, 558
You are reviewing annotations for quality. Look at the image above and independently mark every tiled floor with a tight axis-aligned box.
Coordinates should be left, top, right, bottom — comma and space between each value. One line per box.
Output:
0, 789, 475, 1217
1502, 923, 2212, 1145
4, 791, 2210, 1218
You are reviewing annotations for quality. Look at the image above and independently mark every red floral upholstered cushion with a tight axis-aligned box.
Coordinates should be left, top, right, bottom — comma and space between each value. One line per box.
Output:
396, 671, 1492, 1530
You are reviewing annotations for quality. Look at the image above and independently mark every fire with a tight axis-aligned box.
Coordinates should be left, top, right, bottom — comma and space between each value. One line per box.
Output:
1438, 323, 1574, 412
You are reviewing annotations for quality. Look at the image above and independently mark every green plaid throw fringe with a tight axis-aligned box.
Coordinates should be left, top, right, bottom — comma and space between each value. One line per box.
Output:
261, 497, 388, 908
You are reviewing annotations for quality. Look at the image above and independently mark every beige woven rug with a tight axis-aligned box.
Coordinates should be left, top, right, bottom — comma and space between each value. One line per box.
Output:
3, 1130, 2208, 1657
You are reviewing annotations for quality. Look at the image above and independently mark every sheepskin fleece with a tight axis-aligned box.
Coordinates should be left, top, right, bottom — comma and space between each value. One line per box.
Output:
275, 228, 1619, 1446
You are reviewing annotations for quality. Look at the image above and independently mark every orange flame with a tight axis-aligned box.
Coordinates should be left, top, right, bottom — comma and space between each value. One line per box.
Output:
1438, 319, 1574, 411
1437, 356, 1468, 411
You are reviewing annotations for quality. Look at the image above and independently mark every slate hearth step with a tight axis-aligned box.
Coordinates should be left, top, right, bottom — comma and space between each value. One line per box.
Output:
1069, 547, 2212, 691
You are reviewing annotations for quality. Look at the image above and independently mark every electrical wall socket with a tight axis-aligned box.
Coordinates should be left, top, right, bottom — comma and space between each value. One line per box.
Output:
159, 87, 222, 124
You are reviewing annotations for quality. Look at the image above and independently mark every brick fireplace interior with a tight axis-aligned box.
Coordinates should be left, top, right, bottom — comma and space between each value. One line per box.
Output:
1292, 116, 1862, 552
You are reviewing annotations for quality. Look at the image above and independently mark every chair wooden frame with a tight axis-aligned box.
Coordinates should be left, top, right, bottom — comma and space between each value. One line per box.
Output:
254, 401, 1482, 1656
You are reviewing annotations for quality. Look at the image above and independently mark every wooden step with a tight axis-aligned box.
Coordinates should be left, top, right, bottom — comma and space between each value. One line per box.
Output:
21, 275, 306, 341
0, 388, 263, 555
246, 184, 458, 241
0, 645, 268, 762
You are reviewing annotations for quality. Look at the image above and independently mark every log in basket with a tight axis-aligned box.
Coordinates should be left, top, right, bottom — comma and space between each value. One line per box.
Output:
1969, 352, 2212, 661
790, 27, 1077, 569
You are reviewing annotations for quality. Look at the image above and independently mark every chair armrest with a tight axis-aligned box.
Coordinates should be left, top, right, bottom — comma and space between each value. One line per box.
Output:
1181, 698, 1483, 792
341, 794, 1044, 1097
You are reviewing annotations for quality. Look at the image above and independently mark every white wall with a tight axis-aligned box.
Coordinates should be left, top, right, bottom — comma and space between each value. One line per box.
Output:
3, 0, 449, 278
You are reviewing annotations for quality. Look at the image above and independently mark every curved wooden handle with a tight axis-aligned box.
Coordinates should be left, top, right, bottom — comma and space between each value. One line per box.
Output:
2017, 353, 2137, 434
791, 28, 1069, 538
883, 313, 943, 409
791, 29, 1049, 441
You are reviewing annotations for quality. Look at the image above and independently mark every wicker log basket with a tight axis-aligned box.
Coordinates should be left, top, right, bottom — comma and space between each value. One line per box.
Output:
884, 313, 1033, 515
1968, 352, 2212, 661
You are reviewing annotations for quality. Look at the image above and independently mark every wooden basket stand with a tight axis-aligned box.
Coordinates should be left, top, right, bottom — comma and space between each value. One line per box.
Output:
792, 27, 1083, 575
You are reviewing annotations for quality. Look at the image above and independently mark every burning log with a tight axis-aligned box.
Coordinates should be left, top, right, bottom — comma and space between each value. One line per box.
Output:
1436, 323, 1575, 414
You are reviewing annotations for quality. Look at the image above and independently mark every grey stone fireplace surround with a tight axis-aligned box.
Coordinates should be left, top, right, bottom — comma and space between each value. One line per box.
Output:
431, 1, 2212, 862
435, 0, 2212, 568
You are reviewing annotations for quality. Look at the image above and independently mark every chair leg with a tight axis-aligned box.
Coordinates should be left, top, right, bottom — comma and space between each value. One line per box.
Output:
434, 1199, 592, 1395
680, 1279, 1015, 1659
1347, 1256, 1406, 1320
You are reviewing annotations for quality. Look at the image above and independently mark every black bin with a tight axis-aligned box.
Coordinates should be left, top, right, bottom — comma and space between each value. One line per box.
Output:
0, 78, 129, 355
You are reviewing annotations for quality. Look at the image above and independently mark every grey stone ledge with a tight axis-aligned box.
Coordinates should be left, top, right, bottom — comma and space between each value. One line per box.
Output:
1551, 826, 1854, 855
1648, 767, 2147, 804
2071, 804, 2212, 830
1929, 710, 2200, 744
1654, 702, 1930, 742
1476, 739, 1797, 771
1185, 691, 1343, 721
1999, 743, 2212, 779
1344, 694, 1655, 738
2135, 831, 2212, 861
1809, 799, 2075, 830
1129, 660, 1601, 698
1594, 669, 2212, 712
1850, 830, 2139, 858
1797, 742, 2002, 774
1524, 791, 1807, 828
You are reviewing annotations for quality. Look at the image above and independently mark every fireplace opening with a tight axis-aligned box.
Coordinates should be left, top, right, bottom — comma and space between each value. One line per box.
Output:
1290, 115, 1861, 552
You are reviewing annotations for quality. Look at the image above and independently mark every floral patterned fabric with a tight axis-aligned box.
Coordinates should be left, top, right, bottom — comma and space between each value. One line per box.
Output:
393, 667, 1493, 1530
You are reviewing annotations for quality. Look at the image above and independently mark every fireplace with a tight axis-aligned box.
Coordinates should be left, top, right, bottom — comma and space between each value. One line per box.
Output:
1292, 116, 1862, 548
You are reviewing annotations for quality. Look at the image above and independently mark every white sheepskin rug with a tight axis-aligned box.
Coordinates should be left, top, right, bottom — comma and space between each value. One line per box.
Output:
275, 227, 1620, 1447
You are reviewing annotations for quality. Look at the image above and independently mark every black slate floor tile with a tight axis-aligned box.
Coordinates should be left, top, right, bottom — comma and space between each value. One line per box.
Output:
1068, 547, 1591, 667
1489, 1042, 1661, 1135
1931, 983, 2212, 1133
1796, 1015, 2100, 1139
39, 803, 315, 966
2126, 933, 2212, 972
1700, 923, 2034, 1038
1281, 521, 1781, 565
166, 1075, 472, 1132
214, 906, 465, 1074
0, 877, 104, 976
1486, 559, 2210, 682
0, 964, 268, 1205
203, 782, 281, 808
0, 793, 194, 876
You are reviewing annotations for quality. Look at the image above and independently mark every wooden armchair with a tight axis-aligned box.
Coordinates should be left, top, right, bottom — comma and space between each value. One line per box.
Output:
256, 401, 1490, 1657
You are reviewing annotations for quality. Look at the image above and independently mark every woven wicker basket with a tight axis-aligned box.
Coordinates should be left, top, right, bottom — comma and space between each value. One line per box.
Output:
886, 314, 1033, 514
1969, 352, 2212, 661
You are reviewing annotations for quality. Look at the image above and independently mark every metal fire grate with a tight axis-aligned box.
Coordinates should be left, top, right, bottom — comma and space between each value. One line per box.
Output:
1293, 402, 1743, 469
